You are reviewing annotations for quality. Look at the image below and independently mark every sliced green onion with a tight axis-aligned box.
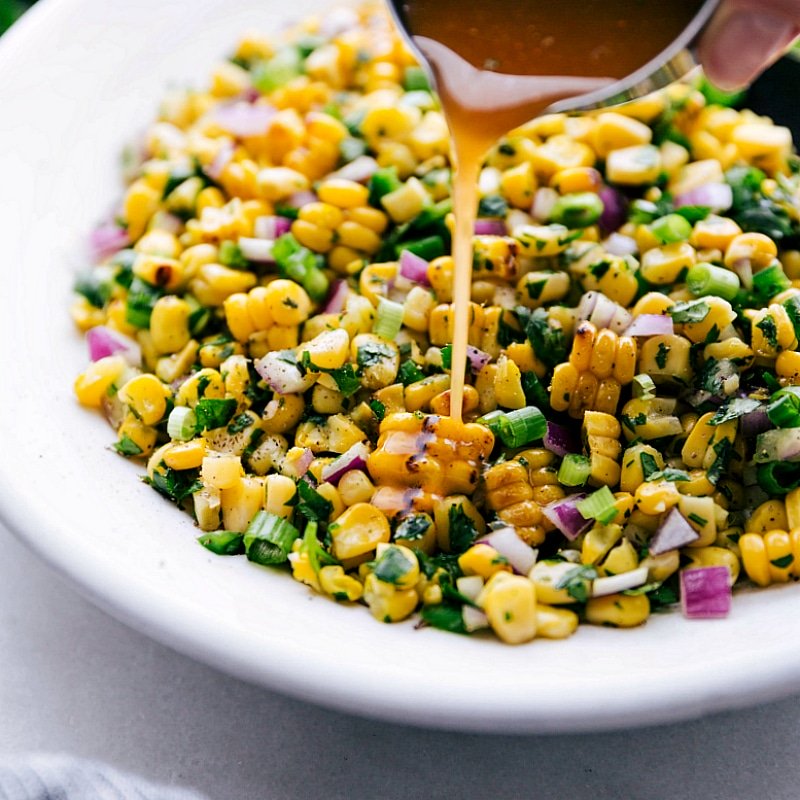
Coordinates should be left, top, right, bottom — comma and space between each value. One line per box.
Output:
401, 234, 445, 261
632, 374, 657, 400
767, 387, 800, 428
477, 409, 507, 438
757, 461, 800, 496
576, 486, 618, 524
686, 262, 740, 301
243, 511, 300, 566
650, 213, 692, 244
252, 47, 303, 93
197, 530, 245, 556
549, 192, 604, 228
558, 454, 591, 487
167, 407, 197, 441
302, 266, 329, 302
403, 65, 430, 92
373, 297, 405, 339
752, 261, 791, 301
784, 294, 800, 340
498, 407, 547, 448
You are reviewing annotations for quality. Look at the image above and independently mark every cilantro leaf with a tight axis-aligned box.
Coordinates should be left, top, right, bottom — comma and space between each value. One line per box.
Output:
195, 398, 238, 431
420, 603, 468, 634
447, 505, 478, 553
669, 300, 710, 324
295, 479, 332, 523
555, 564, 597, 603
710, 397, 762, 425
357, 342, 395, 369
114, 435, 143, 457
146, 466, 203, 504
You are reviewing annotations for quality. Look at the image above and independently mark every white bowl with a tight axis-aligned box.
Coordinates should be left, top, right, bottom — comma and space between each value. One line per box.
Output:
1, 0, 799, 734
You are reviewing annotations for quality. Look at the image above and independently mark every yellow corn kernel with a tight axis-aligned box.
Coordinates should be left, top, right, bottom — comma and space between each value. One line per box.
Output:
635, 480, 680, 516
601, 538, 639, 576
530, 560, 591, 605
319, 565, 363, 602
201, 453, 243, 490
74, 355, 128, 407
458, 544, 513, 580
337, 470, 375, 506
681, 297, 737, 344
632, 292, 674, 317
494, 354, 526, 409
336, 220, 382, 253
257, 166, 309, 202
408, 110, 450, 160
776, 350, 800, 384
732, 123, 792, 170
123, 179, 161, 241
591, 112, 652, 158
585, 593, 650, 627
724, 232, 778, 270
640, 242, 696, 285
604, 144, 661, 185
481, 573, 537, 645
156, 339, 199, 384
683, 546, 740, 584
330, 502, 391, 561
116, 413, 158, 457
221, 476, 264, 533
117, 373, 169, 426
433, 496, 486, 553
260, 278, 311, 326
291, 219, 335, 253
638, 334, 693, 385
262, 474, 296, 519
749, 304, 798, 357
150, 296, 191, 355
297, 201, 344, 230
380, 177, 430, 224
535, 605, 579, 640
500, 161, 536, 209
132, 254, 183, 292
581, 524, 624, 565
190, 263, 257, 307
690, 215, 742, 251
363, 572, 418, 622
619, 444, 664, 493
668, 158, 725, 197
317, 178, 370, 209
163, 439, 206, 470
532, 135, 595, 179
515, 224, 575, 257
549, 166, 602, 195
746, 499, 789, 533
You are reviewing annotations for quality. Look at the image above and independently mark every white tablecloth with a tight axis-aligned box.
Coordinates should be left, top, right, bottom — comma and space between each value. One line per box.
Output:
1, 521, 798, 800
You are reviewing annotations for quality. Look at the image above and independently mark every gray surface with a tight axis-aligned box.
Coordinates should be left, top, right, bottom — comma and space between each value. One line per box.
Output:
0, 520, 798, 800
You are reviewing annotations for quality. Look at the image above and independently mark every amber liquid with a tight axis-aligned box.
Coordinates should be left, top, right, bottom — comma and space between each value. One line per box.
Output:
392, 0, 704, 420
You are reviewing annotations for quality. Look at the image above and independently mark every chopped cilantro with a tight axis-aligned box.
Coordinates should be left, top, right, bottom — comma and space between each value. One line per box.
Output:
357, 342, 395, 369
669, 300, 710, 324
395, 514, 432, 542
329, 364, 361, 398
497, 310, 525, 347
707, 437, 735, 485
640, 452, 660, 480
114, 435, 143, 457
687, 512, 708, 527
420, 603, 467, 634
655, 342, 670, 369
770, 554, 794, 569
447, 505, 477, 553
295, 479, 333, 524
555, 565, 597, 603
441, 344, 453, 370
621, 412, 647, 433
710, 397, 762, 425
373, 547, 415, 584
195, 398, 238, 431
756, 315, 779, 349
478, 194, 508, 218
368, 399, 386, 422
516, 306, 567, 369
74, 272, 111, 309
146, 465, 203, 505
398, 360, 425, 386
227, 412, 253, 434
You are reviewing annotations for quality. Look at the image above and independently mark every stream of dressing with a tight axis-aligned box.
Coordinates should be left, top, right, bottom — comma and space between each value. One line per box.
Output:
397, 0, 705, 421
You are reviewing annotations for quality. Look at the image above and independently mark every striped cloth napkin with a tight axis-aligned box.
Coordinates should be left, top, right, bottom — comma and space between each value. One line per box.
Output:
0, 755, 209, 800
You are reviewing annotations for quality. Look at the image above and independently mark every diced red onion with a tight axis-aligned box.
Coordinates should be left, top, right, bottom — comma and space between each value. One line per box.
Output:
531, 187, 559, 222
604, 232, 638, 257
399, 249, 430, 285
253, 215, 293, 240
238, 237, 275, 263
329, 155, 379, 184
481, 528, 538, 575
86, 325, 141, 366
675, 183, 733, 213
544, 421, 580, 457
205, 142, 234, 180
295, 448, 314, 478
542, 495, 593, 541
466, 346, 491, 375
592, 566, 649, 597
584, 293, 632, 334
321, 442, 370, 485
755, 429, 800, 463
740, 406, 771, 437
238, 86, 261, 104
731, 258, 753, 290
89, 224, 130, 262
599, 186, 627, 232
474, 219, 508, 236
681, 566, 732, 619
576, 291, 600, 321
323, 280, 349, 314
624, 314, 675, 337
649, 507, 700, 555
213, 101, 275, 137
479, 167, 502, 196
254, 352, 314, 394
287, 190, 317, 209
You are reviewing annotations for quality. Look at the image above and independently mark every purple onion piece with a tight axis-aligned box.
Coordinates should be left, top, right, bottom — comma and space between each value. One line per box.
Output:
321, 442, 370, 485
205, 143, 235, 180
213, 101, 275, 137
295, 448, 315, 478
649, 507, 700, 556
544, 421, 580, 457
542, 495, 592, 541
474, 219, 508, 236
604, 232, 638, 257
481, 528, 537, 574
323, 280, 349, 314
89, 224, 130, 262
399, 249, 430, 285
466, 345, 491, 375
238, 237, 275, 264
329, 155, 379, 184
531, 187, 559, 222
681, 566, 732, 619
599, 186, 627, 233
254, 352, 313, 395
674, 183, 733, 213
287, 190, 317, 209
740, 406, 771, 437
624, 314, 675, 337
86, 325, 141, 366
253, 215, 292, 240
576, 291, 600, 321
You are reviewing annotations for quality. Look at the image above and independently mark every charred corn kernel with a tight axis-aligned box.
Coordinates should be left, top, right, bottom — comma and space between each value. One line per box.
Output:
150, 296, 191, 354
118, 373, 169, 426
740, 529, 800, 586
319, 566, 363, 602
363, 572, 418, 622
163, 439, 206, 470
133, 254, 183, 292
74, 355, 128, 407
585, 593, 650, 627
640, 242, 696, 285
581, 410, 622, 487
317, 178, 370, 209
605, 144, 661, 185
638, 334, 693, 385
484, 461, 545, 544
535, 605, 579, 639
530, 560, 591, 605
749, 304, 797, 356
330, 502, 391, 561
635, 480, 681, 515
481, 573, 537, 645
472, 236, 520, 281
